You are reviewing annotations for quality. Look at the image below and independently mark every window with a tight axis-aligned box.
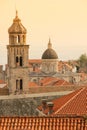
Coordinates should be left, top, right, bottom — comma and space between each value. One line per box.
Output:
16, 56, 19, 66
20, 79, 23, 90
16, 79, 23, 91
16, 80, 19, 90
16, 56, 18, 63
16, 56, 23, 67
23, 35, 25, 43
20, 57, 23, 66
17, 35, 20, 43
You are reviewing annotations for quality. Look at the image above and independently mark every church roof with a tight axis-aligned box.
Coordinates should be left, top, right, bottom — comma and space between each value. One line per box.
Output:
8, 11, 27, 34
42, 39, 58, 59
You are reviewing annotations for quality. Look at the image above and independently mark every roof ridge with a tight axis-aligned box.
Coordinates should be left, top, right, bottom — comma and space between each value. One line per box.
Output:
54, 87, 85, 114
61, 80, 66, 86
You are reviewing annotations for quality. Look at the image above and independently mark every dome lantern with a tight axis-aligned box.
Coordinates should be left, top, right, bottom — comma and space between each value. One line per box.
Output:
48, 38, 52, 49
42, 39, 58, 59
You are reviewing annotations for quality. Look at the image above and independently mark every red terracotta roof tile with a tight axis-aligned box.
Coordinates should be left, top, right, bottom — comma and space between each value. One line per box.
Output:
53, 79, 73, 86
0, 80, 4, 84
58, 61, 72, 71
0, 116, 86, 130
29, 59, 42, 64
38, 87, 87, 116
40, 77, 73, 86
29, 82, 38, 87
54, 87, 86, 115
40, 77, 58, 86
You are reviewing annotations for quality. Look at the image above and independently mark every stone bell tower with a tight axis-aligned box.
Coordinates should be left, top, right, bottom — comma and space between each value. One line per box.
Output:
7, 11, 29, 94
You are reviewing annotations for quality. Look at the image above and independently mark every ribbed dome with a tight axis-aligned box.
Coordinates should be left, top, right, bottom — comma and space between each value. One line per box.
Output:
42, 48, 58, 59
42, 39, 58, 59
8, 11, 27, 34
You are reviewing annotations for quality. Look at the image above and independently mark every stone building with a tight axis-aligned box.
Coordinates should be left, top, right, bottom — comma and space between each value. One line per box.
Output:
41, 39, 58, 74
0, 65, 5, 80
29, 39, 81, 84
7, 11, 29, 94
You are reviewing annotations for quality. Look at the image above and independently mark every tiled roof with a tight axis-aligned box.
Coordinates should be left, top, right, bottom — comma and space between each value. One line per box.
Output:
54, 87, 87, 116
0, 80, 4, 84
29, 82, 38, 87
38, 87, 87, 116
40, 77, 73, 86
53, 79, 73, 86
0, 116, 86, 130
58, 61, 72, 71
40, 77, 58, 86
29, 59, 42, 64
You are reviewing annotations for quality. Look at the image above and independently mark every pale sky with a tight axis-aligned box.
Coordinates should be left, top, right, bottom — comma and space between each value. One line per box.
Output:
0, 0, 87, 65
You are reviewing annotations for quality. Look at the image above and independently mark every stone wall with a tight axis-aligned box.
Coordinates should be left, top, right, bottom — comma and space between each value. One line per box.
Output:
0, 65, 5, 81
0, 88, 9, 95
28, 85, 82, 94
0, 91, 71, 116
42, 59, 58, 74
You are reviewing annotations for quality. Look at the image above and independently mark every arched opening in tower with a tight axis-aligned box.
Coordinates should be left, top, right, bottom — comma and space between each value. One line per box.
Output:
17, 35, 20, 44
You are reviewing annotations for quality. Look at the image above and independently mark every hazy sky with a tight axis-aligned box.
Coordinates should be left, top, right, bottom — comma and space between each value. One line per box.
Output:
0, 0, 87, 65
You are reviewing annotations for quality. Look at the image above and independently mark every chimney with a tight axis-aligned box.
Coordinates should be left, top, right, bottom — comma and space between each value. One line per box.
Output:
47, 102, 54, 115
42, 99, 47, 112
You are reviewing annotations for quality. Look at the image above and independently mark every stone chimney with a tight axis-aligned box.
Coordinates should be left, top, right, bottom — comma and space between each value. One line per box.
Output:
42, 99, 47, 112
47, 102, 54, 115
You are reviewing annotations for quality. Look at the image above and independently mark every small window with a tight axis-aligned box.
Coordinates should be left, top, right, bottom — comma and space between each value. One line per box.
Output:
16, 56, 19, 66
33, 79, 37, 82
18, 35, 20, 43
16, 57, 18, 63
23, 35, 25, 43
16, 80, 18, 90
20, 57, 23, 66
17, 35, 20, 43
20, 79, 23, 90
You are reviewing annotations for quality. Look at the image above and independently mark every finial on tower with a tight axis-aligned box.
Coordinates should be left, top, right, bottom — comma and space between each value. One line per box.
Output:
49, 37, 51, 43
48, 38, 52, 49
16, 10, 18, 18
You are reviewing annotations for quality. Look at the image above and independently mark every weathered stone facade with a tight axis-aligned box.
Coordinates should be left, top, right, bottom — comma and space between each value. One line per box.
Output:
0, 65, 5, 81
42, 59, 58, 74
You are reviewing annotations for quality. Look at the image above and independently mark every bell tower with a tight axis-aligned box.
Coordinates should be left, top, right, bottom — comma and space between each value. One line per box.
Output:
7, 11, 29, 94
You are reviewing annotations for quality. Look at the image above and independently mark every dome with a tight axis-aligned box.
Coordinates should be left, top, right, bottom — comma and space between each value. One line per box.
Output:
42, 39, 58, 59
8, 11, 27, 34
